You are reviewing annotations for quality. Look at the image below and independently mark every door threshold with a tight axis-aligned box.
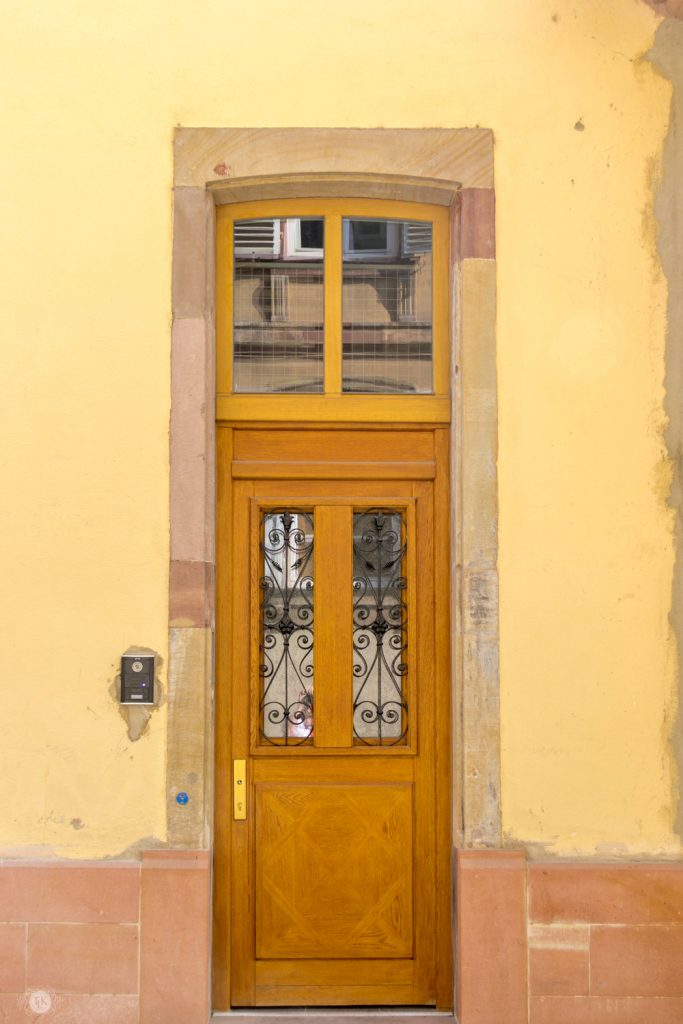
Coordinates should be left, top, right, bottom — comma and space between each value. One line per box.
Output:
212, 1011, 455, 1022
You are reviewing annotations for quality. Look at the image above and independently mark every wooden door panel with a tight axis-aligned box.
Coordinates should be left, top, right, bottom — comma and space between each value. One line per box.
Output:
215, 427, 452, 1010
255, 958, 414, 986
252, 757, 413, 783
255, 782, 413, 959
251, 982, 417, 1008
252, 480, 415, 498
313, 506, 354, 748
234, 428, 435, 463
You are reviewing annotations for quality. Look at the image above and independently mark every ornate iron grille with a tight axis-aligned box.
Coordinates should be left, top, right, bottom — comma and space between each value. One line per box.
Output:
259, 510, 314, 744
352, 509, 408, 745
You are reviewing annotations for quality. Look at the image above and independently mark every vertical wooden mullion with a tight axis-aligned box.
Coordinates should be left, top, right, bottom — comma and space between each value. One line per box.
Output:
324, 214, 343, 395
314, 504, 353, 746
249, 498, 261, 753
216, 210, 233, 395
405, 498, 418, 748
411, 478, 436, 1000
432, 208, 449, 397
213, 425, 233, 1010
433, 427, 454, 1008
230, 478, 255, 1005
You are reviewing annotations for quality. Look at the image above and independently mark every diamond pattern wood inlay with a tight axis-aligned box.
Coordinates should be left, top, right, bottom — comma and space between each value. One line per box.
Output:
255, 783, 413, 959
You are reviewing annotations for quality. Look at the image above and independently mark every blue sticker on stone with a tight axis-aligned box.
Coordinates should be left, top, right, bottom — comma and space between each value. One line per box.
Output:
176, 791, 189, 805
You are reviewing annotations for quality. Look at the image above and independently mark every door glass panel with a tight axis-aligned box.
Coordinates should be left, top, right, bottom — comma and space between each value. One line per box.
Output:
260, 510, 314, 744
342, 218, 433, 394
233, 218, 324, 393
352, 509, 408, 745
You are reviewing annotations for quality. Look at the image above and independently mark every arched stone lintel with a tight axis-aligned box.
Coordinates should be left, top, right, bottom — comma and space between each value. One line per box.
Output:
208, 171, 460, 207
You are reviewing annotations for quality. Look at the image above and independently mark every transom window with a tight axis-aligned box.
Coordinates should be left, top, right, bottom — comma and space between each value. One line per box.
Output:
216, 198, 449, 422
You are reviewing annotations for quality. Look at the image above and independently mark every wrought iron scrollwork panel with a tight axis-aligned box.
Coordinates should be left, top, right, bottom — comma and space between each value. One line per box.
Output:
260, 510, 314, 744
352, 509, 408, 745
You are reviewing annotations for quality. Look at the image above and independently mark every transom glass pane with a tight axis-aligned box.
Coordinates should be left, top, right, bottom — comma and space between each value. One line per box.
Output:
352, 509, 408, 745
233, 218, 324, 393
260, 510, 314, 744
342, 218, 433, 394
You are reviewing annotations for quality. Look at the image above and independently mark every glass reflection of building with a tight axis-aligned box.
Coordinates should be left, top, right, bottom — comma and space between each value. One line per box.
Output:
232, 217, 433, 395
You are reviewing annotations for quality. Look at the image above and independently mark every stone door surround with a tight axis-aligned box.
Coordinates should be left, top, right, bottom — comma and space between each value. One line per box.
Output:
167, 125, 500, 861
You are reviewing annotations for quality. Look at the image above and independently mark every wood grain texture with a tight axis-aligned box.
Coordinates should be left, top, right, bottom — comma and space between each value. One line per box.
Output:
255, 783, 413, 959
215, 214, 232, 395
216, 428, 451, 1007
411, 478, 436, 1002
324, 213, 343, 395
254, 958, 413, 985
230, 478, 256, 1006
433, 428, 454, 1008
233, 428, 434, 462
253, 759, 413, 782
314, 506, 353, 748
252, 984, 418, 1006
218, 394, 451, 423
232, 461, 436, 480
212, 425, 233, 1010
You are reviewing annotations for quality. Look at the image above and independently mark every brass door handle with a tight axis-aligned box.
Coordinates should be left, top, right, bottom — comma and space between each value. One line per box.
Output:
233, 759, 247, 819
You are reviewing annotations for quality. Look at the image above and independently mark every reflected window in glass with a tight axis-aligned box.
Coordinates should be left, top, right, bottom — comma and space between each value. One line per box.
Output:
260, 510, 314, 744
342, 219, 433, 394
352, 509, 408, 745
233, 218, 324, 393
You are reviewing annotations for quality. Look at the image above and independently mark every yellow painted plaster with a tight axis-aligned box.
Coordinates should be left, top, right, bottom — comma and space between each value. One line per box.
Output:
0, 0, 675, 855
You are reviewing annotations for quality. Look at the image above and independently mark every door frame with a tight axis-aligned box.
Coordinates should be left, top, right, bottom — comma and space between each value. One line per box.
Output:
166, 127, 500, 1019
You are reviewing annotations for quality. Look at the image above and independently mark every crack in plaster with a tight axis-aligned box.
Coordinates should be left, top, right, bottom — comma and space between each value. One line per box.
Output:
647, 18, 683, 839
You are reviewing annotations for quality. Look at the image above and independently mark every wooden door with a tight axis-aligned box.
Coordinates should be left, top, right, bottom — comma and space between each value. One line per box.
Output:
214, 426, 452, 1009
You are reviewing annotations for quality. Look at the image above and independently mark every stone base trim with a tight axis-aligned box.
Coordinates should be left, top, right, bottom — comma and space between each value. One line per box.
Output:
3, 850, 683, 1022
140, 850, 211, 1024
456, 850, 683, 1024
0, 852, 210, 1024
456, 850, 527, 1024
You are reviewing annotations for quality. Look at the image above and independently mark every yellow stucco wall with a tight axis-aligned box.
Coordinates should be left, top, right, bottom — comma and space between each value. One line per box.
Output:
0, 0, 676, 857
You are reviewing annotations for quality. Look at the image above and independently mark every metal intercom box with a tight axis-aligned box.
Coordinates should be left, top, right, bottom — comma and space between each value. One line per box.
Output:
120, 653, 155, 704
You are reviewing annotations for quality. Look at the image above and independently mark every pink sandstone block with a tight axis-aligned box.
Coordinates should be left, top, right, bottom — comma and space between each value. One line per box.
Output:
0, 924, 25, 991
0, 863, 139, 924
140, 850, 210, 1024
531, 995, 683, 1024
456, 850, 527, 1024
529, 863, 683, 925
27, 923, 138, 994
591, 924, 683, 996
459, 188, 495, 260
530, 946, 589, 997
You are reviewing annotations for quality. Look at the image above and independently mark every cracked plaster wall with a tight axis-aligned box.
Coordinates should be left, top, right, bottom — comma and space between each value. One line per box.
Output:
0, 0, 679, 859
